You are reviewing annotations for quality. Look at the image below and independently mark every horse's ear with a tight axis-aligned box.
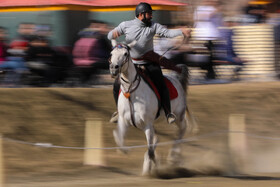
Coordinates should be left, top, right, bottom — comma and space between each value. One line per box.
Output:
128, 40, 137, 48
111, 39, 117, 47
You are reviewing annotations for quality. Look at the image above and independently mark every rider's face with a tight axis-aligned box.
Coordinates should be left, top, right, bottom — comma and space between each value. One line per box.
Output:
139, 12, 152, 22
138, 12, 152, 27
145, 12, 153, 21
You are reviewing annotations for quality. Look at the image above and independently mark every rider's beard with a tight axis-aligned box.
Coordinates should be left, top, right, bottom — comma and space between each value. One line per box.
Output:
142, 18, 152, 27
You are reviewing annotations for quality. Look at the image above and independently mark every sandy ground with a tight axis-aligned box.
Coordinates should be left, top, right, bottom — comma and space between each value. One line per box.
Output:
0, 81, 280, 186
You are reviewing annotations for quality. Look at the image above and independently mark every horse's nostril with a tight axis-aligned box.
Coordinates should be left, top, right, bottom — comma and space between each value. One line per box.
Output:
115, 65, 119, 69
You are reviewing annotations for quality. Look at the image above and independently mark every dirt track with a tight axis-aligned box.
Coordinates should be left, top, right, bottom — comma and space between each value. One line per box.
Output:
1, 81, 280, 186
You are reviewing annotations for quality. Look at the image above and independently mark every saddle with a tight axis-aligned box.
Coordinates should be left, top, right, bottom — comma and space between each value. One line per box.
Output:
136, 66, 178, 101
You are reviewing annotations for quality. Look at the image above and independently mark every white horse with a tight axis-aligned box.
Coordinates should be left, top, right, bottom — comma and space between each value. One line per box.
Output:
109, 40, 196, 175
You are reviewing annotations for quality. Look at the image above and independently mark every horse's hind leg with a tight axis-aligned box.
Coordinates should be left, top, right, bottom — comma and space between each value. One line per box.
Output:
113, 117, 128, 153
168, 114, 187, 166
142, 125, 158, 175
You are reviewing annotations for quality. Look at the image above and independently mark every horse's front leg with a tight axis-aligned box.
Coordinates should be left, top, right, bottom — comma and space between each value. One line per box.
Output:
113, 116, 129, 154
142, 124, 158, 175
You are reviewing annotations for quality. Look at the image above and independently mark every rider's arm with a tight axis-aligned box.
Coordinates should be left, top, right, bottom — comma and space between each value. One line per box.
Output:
108, 30, 120, 39
154, 23, 191, 38
107, 22, 126, 40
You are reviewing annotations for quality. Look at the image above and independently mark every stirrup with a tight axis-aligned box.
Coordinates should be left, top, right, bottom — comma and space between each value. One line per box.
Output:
110, 111, 118, 123
167, 113, 176, 124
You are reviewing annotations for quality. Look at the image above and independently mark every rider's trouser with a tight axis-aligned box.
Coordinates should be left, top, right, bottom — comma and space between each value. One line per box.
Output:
144, 63, 171, 117
141, 51, 182, 117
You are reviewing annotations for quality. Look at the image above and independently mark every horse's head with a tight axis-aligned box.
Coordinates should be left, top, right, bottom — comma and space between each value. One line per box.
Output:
109, 40, 137, 78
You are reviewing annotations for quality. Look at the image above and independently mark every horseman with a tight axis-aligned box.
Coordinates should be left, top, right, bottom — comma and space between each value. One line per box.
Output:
108, 2, 191, 124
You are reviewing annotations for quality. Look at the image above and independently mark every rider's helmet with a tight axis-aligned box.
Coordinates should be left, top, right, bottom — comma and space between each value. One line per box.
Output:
135, 2, 153, 17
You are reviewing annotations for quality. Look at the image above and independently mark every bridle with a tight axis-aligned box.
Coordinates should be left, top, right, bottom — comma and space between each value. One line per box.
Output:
108, 44, 130, 74
109, 43, 141, 96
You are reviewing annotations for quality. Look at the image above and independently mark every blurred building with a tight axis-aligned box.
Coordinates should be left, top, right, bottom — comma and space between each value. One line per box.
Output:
0, 0, 186, 49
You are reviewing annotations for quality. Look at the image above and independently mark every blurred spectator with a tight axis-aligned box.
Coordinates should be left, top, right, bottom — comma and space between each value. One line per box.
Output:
77, 20, 111, 60
193, 0, 223, 79
194, 0, 222, 40
72, 21, 110, 85
16, 22, 36, 42
25, 36, 58, 86
267, 12, 280, 79
266, 12, 280, 40
0, 27, 8, 64
0, 26, 29, 87
210, 2, 224, 30
95, 21, 111, 61
244, 4, 267, 24
35, 24, 52, 37
216, 18, 245, 72
78, 21, 99, 38
3, 22, 36, 74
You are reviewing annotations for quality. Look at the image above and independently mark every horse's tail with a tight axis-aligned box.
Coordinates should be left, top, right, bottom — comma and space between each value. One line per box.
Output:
185, 104, 199, 134
176, 64, 189, 93
175, 64, 197, 133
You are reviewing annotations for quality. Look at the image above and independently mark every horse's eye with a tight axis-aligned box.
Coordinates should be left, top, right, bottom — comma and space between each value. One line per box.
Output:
124, 52, 127, 56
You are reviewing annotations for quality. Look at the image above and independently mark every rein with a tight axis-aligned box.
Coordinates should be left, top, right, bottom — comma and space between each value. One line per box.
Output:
159, 35, 187, 62
121, 60, 141, 128
113, 44, 142, 128
120, 72, 141, 98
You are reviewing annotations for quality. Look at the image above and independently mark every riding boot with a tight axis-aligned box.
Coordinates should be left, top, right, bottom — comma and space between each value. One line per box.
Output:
142, 50, 182, 73
161, 87, 177, 124
110, 76, 120, 123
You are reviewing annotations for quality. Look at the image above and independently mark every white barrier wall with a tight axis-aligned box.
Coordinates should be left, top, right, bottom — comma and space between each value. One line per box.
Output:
228, 114, 248, 173
84, 119, 105, 166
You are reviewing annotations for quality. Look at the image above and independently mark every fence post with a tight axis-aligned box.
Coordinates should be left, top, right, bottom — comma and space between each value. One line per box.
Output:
0, 135, 4, 187
83, 118, 105, 166
228, 114, 248, 173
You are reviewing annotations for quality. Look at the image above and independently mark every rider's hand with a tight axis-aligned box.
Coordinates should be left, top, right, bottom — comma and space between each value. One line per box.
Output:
112, 30, 120, 39
181, 28, 191, 38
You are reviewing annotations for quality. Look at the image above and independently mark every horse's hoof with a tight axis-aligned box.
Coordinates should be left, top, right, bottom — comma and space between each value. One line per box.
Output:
113, 130, 129, 154
113, 130, 120, 145
109, 111, 118, 123
142, 171, 151, 177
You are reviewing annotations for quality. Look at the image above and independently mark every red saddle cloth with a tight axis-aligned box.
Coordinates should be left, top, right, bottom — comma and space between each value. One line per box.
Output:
140, 76, 178, 101
165, 77, 178, 100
